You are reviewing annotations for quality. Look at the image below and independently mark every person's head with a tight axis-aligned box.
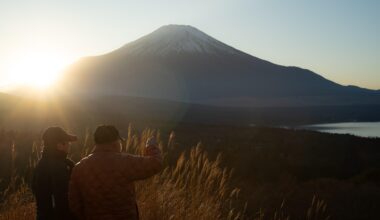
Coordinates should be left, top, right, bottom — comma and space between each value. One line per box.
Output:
94, 125, 124, 150
42, 126, 77, 154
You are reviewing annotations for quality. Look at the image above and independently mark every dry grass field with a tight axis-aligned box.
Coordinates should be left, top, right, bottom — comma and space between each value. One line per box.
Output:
2, 125, 379, 219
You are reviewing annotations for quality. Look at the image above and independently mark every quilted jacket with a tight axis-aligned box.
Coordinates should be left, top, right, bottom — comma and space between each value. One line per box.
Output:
68, 144, 162, 220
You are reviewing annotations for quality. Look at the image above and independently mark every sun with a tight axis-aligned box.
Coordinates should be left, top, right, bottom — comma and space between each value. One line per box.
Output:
6, 49, 72, 90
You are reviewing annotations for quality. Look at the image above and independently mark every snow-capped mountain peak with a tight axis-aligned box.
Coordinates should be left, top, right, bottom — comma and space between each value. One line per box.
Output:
119, 25, 240, 56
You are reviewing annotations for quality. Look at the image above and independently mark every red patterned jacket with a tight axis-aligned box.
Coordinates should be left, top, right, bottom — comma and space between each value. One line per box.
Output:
68, 144, 162, 220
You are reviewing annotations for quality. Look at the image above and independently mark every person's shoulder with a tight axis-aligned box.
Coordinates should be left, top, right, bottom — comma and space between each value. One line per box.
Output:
33, 158, 47, 175
34, 157, 52, 170
65, 158, 75, 167
73, 154, 95, 167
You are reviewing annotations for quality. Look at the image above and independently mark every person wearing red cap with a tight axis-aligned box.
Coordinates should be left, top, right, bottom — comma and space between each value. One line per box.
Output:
32, 126, 78, 220
68, 125, 162, 220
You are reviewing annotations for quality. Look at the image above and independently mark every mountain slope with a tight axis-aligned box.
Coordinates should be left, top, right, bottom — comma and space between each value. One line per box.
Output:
59, 24, 380, 107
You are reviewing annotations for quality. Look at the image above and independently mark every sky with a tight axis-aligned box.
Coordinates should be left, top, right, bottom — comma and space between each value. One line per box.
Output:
0, 0, 379, 90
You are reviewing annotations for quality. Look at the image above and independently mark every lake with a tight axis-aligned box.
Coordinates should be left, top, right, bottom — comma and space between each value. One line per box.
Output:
300, 122, 380, 138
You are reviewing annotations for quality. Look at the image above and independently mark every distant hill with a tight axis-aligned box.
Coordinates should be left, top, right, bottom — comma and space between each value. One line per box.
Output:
1, 92, 380, 129
0, 92, 14, 101
59, 24, 380, 107
0, 92, 18, 111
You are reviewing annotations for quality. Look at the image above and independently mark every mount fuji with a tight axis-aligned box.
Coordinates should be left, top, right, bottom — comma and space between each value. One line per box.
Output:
60, 25, 380, 108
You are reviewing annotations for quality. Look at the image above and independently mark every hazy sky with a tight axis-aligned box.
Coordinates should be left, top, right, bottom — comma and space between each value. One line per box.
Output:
0, 0, 379, 89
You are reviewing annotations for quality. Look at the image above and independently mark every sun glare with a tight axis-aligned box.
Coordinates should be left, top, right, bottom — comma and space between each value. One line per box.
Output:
6, 49, 72, 90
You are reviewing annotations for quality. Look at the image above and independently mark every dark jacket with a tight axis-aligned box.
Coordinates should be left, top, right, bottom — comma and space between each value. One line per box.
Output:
32, 148, 76, 220
68, 145, 162, 220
